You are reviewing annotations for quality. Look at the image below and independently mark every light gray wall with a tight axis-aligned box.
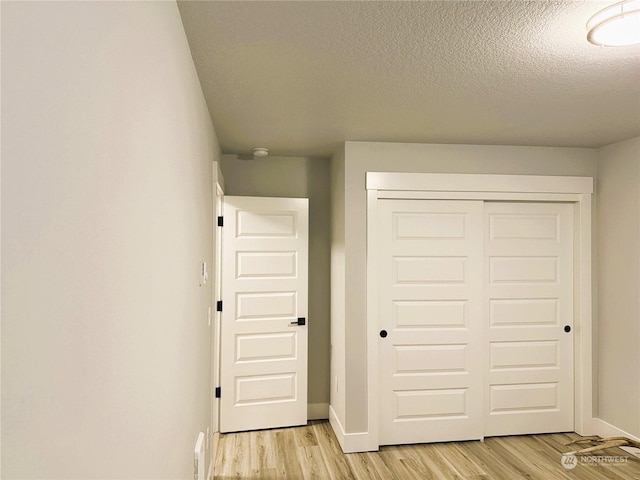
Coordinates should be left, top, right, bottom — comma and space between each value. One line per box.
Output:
220, 155, 331, 410
596, 136, 640, 437
1, 2, 219, 478
329, 146, 346, 425
332, 141, 598, 433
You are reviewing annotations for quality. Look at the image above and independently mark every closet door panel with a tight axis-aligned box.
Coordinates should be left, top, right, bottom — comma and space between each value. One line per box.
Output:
484, 202, 574, 436
378, 200, 484, 445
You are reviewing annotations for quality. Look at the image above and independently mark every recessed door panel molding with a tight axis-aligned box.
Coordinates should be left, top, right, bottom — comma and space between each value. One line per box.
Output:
235, 292, 297, 321
394, 388, 468, 419
236, 251, 297, 279
235, 332, 297, 363
234, 373, 297, 405
221, 196, 308, 433
394, 344, 467, 374
489, 340, 559, 370
489, 256, 559, 284
236, 210, 297, 238
489, 383, 559, 413
394, 212, 467, 239
490, 298, 558, 327
393, 257, 467, 285
489, 214, 560, 241
393, 300, 467, 329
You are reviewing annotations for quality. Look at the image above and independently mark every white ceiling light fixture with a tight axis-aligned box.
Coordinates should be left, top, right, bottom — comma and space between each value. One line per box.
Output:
587, 0, 640, 46
252, 147, 270, 157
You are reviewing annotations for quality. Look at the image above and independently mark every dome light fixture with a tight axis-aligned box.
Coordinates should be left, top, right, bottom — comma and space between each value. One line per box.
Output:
252, 147, 270, 157
587, 0, 640, 46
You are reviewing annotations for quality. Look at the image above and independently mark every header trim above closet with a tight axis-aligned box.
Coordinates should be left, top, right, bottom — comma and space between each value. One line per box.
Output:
366, 172, 593, 194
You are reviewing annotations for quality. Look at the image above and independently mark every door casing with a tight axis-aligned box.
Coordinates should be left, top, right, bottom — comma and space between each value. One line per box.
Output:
363, 172, 594, 453
211, 162, 224, 477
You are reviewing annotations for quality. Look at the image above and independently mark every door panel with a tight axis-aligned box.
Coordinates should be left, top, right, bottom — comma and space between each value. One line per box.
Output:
484, 202, 573, 436
378, 200, 484, 445
220, 196, 308, 433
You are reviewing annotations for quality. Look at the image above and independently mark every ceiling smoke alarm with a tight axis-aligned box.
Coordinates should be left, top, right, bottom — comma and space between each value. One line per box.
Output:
252, 147, 269, 157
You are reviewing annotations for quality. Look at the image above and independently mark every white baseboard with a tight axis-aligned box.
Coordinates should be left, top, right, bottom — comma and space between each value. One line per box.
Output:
593, 418, 640, 442
328, 405, 378, 453
308, 403, 329, 420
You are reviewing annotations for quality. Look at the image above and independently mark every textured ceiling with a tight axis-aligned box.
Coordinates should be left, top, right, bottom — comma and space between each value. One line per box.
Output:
178, 1, 640, 156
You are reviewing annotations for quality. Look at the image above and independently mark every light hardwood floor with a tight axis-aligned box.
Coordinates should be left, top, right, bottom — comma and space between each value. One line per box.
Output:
213, 421, 640, 479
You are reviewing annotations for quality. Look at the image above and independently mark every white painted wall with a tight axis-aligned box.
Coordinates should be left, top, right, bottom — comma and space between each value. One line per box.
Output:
596, 136, 640, 438
220, 154, 331, 416
330, 141, 598, 434
1, 2, 219, 478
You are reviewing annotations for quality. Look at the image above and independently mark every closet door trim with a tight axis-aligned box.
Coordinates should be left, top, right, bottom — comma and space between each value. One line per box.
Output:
365, 173, 593, 452
367, 172, 593, 194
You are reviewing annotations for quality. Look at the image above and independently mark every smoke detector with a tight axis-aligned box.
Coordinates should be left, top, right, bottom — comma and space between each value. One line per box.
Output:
252, 147, 270, 157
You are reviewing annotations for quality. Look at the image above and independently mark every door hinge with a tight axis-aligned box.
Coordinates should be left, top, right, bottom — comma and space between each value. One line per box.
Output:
217, 216, 223, 227
215, 387, 221, 398
216, 300, 223, 312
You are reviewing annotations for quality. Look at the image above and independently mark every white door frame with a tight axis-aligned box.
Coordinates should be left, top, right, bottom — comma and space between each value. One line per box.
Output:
211, 162, 224, 439
365, 172, 594, 451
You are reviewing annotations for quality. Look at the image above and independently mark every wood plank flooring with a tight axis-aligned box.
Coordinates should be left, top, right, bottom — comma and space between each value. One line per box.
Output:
214, 421, 640, 479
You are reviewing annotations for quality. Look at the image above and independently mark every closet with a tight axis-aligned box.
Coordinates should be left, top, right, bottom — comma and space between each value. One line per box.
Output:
376, 198, 574, 446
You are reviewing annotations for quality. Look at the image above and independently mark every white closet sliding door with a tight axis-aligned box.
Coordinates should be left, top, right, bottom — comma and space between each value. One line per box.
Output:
484, 202, 574, 436
378, 200, 484, 445
378, 199, 574, 446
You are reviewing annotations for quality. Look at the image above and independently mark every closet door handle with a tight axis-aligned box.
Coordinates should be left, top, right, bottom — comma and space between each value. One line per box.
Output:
564, 325, 571, 333
380, 330, 388, 338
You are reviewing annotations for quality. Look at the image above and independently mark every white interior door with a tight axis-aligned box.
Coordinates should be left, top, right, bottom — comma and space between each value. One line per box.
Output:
378, 200, 484, 445
220, 196, 308, 433
484, 202, 574, 436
